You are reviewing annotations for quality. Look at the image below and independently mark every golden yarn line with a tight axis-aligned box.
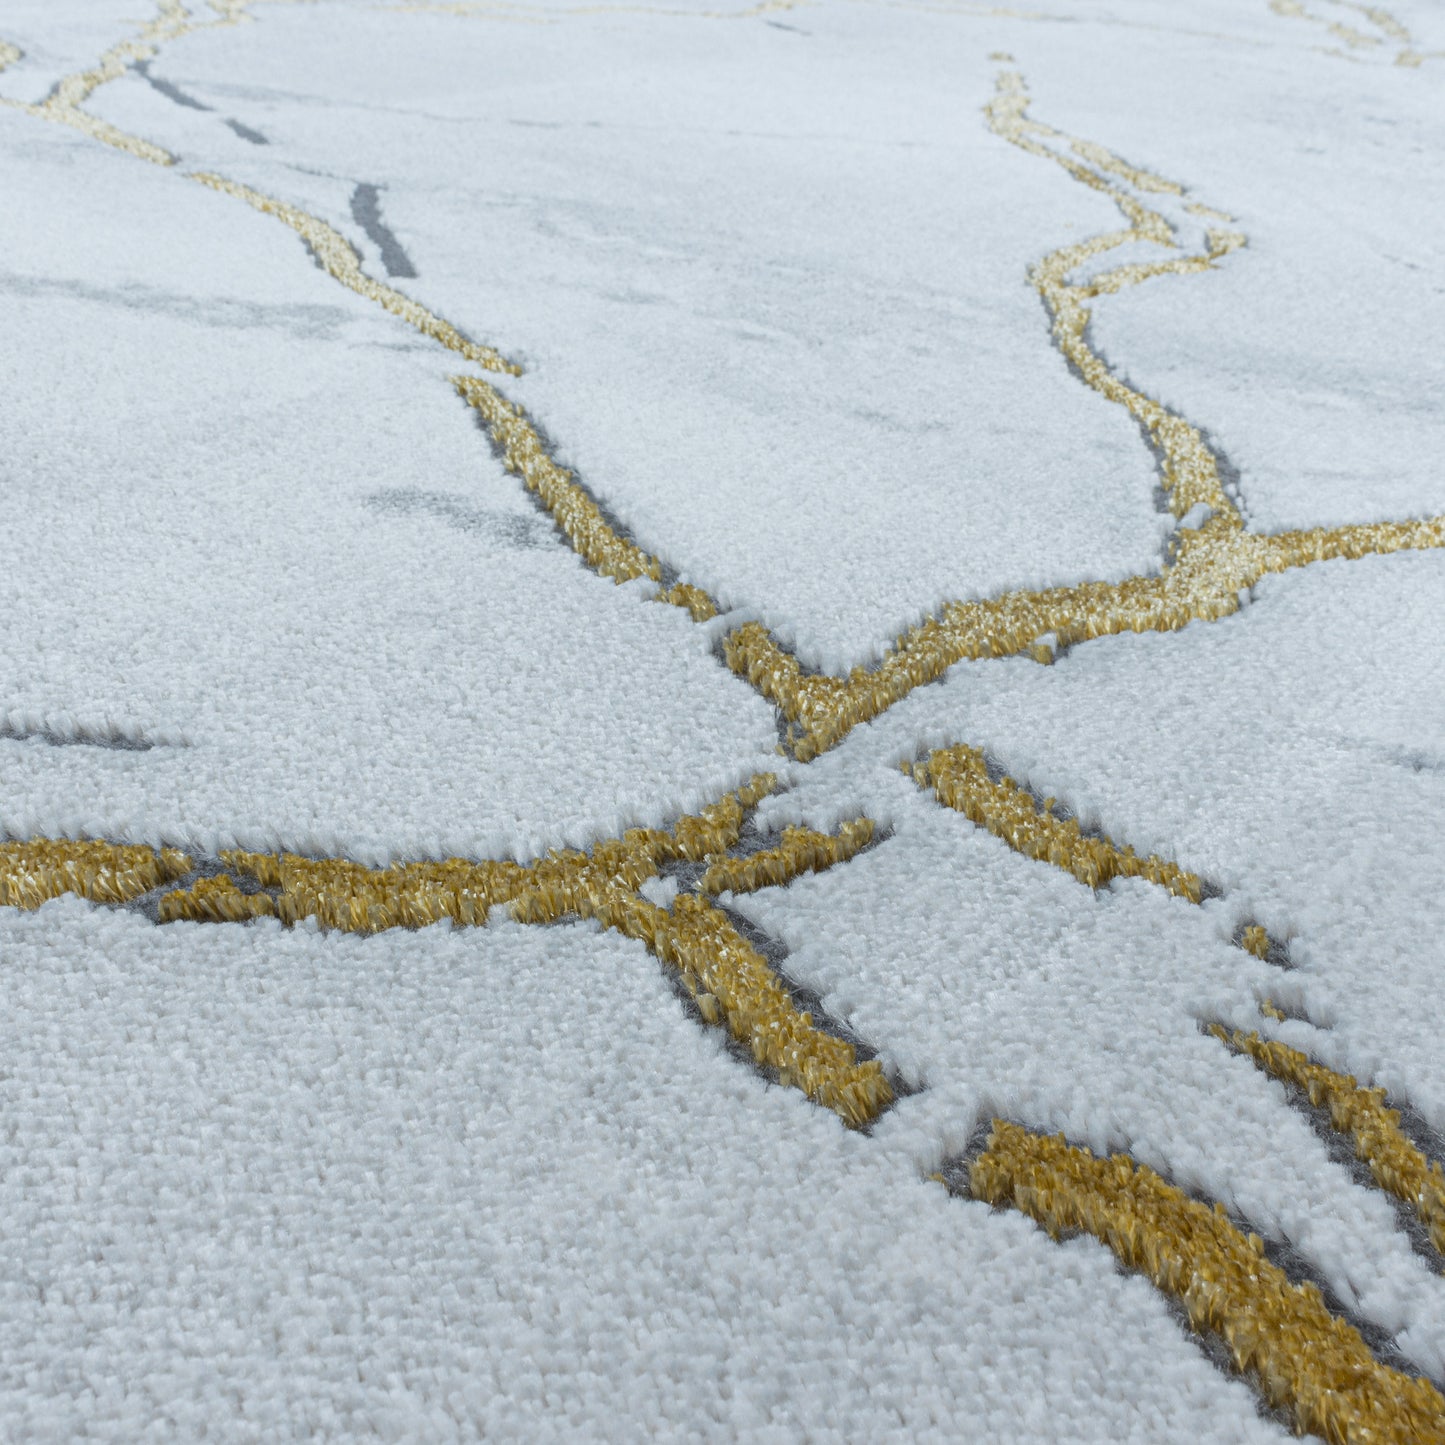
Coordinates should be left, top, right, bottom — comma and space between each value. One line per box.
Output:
699, 818, 874, 896
194, 176, 518, 374
986, 67, 1245, 524
0, 840, 191, 909
1213, 1026, 1445, 1257
909, 744, 1201, 900
726, 516, 1445, 760
149, 773, 891, 1127
968, 1120, 1445, 1443
451, 374, 721, 617
1271, 0, 1424, 65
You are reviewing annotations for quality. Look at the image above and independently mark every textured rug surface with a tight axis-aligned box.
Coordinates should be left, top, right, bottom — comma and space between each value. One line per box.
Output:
3, 2, 1444, 1438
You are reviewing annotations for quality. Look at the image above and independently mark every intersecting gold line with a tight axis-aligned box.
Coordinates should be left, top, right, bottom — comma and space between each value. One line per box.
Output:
967, 1121, 1445, 1443
727, 515, 1445, 759
58, 775, 893, 1127
8, 9, 1440, 737
721, 68, 1442, 753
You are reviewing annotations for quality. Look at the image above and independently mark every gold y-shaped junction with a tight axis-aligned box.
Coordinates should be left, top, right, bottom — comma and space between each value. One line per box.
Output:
725, 68, 1445, 759
5, 16, 1441, 742
4, 11, 1445, 1425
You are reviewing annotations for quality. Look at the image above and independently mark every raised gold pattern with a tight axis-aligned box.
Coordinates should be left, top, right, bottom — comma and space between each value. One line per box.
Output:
909, 744, 1201, 900
968, 1120, 1445, 1444
154, 775, 893, 1128
194, 176, 519, 374
698, 818, 874, 896
0, 840, 191, 908
4, 3, 1444, 1424
1214, 1026, 1445, 1257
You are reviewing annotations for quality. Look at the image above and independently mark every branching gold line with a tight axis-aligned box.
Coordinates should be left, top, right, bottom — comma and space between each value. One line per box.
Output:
1213, 1027, 1445, 1257
190, 176, 519, 374
0, 0, 235, 166
1, 4, 521, 376
727, 509, 1445, 761
125, 773, 892, 1127
698, 818, 874, 895
968, 1120, 1445, 1443
0, 840, 192, 907
909, 744, 1201, 899
987, 68, 1245, 525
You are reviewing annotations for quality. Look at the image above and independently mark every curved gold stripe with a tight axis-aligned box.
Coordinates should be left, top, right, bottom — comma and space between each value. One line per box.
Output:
1214, 1027, 1445, 1257
727, 515, 1445, 760
698, 817, 874, 896
0, 840, 191, 908
986, 68, 1245, 525
194, 176, 519, 374
909, 744, 1201, 900
968, 1120, 1445, 1443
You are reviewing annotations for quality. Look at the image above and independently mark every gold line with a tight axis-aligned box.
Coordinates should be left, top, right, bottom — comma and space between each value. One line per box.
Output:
190, 176, 519, 374
2, 5, 521, 376
149, 774, 893, 1128
451, 375, 659, 579
9, 15, 1442, 738
0, 840, 192, 907
968, 1120, 1445, 1443
726, 500, 1445, 763
698, 818, 874, 895
909, 744, 1201, 900
986, 68, 1244, 526
1213, 1026, 1445, 1257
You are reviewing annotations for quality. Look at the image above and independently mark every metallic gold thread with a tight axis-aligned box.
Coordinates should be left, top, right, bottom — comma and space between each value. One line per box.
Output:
968, 1120, 1445, 1443
986, 68, 1244, 524
0, 840, 191, 908
909, 744, 1202, 900
192, 175, 518, 374
152, 775, 891, 1127
698, 818, 874, 895
1213, 1027, 1445, 1257
726, 516, 1445, 759
452, 374, 724, 619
